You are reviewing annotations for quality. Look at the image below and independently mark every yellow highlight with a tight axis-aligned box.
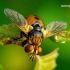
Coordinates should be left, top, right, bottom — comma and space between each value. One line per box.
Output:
29, 49, 34, 53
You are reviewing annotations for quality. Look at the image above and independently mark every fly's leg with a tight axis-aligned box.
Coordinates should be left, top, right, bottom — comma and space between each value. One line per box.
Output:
13, 31, 28, 46
22, 40, 28, 47
13, 32, 23, 40
29, 52, 36, 61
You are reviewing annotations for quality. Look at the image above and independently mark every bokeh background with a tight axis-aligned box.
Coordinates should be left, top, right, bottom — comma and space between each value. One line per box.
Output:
0, 0, 70, 70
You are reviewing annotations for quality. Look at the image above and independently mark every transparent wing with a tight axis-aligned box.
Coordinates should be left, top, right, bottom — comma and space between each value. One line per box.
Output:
4, 8, 33, 34
43, 21, 67, 38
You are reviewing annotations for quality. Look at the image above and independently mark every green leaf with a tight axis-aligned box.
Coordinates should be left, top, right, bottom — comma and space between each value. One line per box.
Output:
0, 23, 20, 39
34, 48, 59, 70
0, 23, 21, 45
49, 31, 70, 43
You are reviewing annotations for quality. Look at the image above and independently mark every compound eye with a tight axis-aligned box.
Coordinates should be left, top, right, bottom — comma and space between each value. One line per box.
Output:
24, 45, 34, 53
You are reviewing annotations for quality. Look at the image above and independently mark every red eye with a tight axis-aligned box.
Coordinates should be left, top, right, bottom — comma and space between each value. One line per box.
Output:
24, 45, 34, 53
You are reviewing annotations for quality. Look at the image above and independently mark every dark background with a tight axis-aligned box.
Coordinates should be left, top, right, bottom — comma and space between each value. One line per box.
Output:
0, 0, 70, 70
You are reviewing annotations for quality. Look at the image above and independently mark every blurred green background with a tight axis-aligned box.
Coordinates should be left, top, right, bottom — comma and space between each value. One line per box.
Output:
0, 0, 70, 70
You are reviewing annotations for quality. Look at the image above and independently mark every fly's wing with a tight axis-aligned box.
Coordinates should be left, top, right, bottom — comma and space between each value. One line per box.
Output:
42, 21, 67, 38
4, 8, 33, 34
